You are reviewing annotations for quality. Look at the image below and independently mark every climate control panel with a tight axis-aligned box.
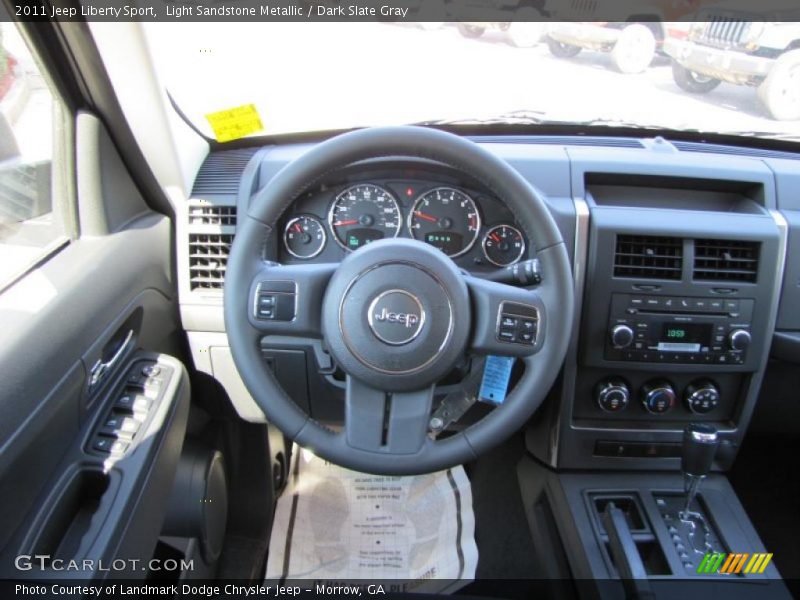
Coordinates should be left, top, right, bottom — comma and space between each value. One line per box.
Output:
594, 377, 722, 417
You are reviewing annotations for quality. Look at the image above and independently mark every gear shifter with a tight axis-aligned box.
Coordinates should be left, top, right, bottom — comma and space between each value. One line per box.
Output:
681, 423, 719, 516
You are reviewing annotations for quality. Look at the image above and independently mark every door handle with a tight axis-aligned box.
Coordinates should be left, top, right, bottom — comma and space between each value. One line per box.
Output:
89, 329, 134, 391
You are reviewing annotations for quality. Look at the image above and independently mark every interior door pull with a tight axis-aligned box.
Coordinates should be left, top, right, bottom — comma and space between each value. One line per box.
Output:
89, 329, 134, 390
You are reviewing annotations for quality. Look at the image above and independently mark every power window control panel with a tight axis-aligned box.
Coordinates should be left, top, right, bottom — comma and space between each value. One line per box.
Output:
496, 301, 539, 346
87, 360, 172, 458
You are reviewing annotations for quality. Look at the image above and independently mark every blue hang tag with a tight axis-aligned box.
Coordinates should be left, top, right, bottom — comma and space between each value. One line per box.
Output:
479, 355, 516, 405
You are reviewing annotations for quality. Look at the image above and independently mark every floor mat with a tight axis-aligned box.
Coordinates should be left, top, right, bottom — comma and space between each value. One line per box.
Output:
265, 450, 478, 592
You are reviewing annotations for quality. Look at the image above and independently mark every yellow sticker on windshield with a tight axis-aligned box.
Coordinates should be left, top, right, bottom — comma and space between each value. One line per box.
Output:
205, 104, 263, 142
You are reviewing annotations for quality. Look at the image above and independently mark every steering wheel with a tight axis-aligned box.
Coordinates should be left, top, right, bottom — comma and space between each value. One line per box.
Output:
224, 126, 573, 475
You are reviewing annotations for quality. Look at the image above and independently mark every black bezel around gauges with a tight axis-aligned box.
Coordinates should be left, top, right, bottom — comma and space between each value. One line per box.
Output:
277, 167, 528, 270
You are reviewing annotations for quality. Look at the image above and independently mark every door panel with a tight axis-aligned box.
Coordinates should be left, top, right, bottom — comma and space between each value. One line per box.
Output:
0, 112, 185, 569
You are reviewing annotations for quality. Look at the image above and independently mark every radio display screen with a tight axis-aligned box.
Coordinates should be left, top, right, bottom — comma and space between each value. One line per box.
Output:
658, 323, 712, 351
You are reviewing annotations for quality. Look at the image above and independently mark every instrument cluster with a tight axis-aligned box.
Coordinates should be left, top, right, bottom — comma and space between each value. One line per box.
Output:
280, 180, 528, 269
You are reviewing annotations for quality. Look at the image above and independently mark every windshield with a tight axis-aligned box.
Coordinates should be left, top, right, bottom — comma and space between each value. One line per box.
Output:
142, 22, 800, 142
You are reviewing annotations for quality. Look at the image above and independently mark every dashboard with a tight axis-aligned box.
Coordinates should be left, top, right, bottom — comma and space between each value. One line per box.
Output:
274, 169, 529, 271
181, 134, 800, 473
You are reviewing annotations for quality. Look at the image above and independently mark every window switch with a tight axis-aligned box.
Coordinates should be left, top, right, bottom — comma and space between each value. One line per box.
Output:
92, 436, 114, 453
109, 440, 129, 455
114, 392, 136, 413
141, 364, 161, 377
104, 414, 124, 430
101, 415, 140, 440
132, 397, 152, 415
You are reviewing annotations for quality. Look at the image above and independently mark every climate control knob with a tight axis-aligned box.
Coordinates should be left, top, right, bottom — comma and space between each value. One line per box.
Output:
728, 329, 751, 352
684, 380, 720, 414
641, 380, 676, 414
610, 324, 635, 349
596, 379, 630, 413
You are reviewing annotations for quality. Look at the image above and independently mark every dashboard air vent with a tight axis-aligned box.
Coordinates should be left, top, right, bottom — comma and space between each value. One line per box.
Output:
188, 233, 234, 290
693, 239, 759, 283
614, 235, 683, 280
473, 136, 644, 149
191, 148, 258, 195
673, 141, 800, 162
188, 204, 237, 226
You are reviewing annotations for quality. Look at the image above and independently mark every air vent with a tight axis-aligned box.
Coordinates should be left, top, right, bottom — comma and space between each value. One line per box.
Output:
188, 204, 237, 226
189, 233, 234, 290
614, 235, 683, 280
673, 140, 800, 162
693, 239, 759, 283
191, 148, 258, 195
473, 136, 644, 149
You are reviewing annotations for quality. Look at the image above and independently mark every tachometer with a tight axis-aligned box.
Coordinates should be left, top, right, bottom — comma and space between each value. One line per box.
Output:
482, 224, 525, 267
283, 215, 326, 259
408, 187, 481, 257
329, 184, 401, 251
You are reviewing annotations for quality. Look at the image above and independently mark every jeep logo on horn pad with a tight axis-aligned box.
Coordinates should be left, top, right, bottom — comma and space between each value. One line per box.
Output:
367, 289, 426, 345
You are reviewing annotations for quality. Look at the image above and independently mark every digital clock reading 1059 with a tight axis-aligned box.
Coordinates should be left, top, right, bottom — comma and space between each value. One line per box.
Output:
666, 328, 687, 339
659, 323, 711, 346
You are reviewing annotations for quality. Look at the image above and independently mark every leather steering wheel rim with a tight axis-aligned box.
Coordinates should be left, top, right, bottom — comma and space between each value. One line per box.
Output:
224, 126, 574, 475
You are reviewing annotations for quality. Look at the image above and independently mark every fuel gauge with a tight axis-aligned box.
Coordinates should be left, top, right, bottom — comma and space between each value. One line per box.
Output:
482, 225, 525, 267
283, 215, 326, 259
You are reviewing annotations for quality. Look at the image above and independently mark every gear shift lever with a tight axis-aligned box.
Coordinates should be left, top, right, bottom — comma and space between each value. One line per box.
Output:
681, 423, 719, 516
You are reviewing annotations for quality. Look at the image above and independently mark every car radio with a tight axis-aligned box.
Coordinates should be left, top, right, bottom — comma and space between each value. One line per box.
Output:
605, 293, 754, 365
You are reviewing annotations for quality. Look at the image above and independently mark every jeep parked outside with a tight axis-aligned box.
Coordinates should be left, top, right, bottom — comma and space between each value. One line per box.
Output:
544, 0, 706, 73
664, 13, 800, 120
450, 0, 547, 47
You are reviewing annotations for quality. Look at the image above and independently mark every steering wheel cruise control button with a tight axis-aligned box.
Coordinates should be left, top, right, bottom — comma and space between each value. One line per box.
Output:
496, 302, 539, 346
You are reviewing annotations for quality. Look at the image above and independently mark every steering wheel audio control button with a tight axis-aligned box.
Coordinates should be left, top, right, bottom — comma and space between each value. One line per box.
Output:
255, 282, 297, 321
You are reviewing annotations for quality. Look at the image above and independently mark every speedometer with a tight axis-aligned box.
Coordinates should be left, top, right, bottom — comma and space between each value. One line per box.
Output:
408, 187, 481, 257
328, 184, 401, 251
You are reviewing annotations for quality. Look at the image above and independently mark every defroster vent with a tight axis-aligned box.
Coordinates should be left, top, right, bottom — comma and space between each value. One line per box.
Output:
614, 235, 683, 280
693, 239, 759, 283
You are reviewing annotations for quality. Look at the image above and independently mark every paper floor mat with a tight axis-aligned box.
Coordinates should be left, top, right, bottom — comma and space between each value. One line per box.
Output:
265, 449, 477, 592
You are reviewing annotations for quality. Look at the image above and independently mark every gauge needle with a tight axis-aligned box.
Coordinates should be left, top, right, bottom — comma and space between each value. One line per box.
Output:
294, 223, 303, 232
414, 211, 438, 223
333, 219, 358, 226
491, 232, 501, 242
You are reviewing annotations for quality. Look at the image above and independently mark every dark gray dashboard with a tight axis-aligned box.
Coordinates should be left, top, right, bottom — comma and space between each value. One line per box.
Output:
184, 134, 800, 470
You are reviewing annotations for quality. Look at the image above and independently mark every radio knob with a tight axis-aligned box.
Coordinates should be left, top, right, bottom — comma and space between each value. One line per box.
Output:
610, 324, 635, 349
728, 329, 751, 352
641, 380, 676, 414
596, 379, 630, 413
684, 380, 720, 414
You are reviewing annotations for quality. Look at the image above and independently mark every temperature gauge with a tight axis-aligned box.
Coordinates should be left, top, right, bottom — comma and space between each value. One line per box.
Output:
283, 215, 326, 259
482, 225, 525, 267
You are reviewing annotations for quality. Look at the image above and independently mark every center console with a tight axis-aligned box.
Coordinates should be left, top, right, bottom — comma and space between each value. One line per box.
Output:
528, 170, 787, 472
520, 161, 790, 597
